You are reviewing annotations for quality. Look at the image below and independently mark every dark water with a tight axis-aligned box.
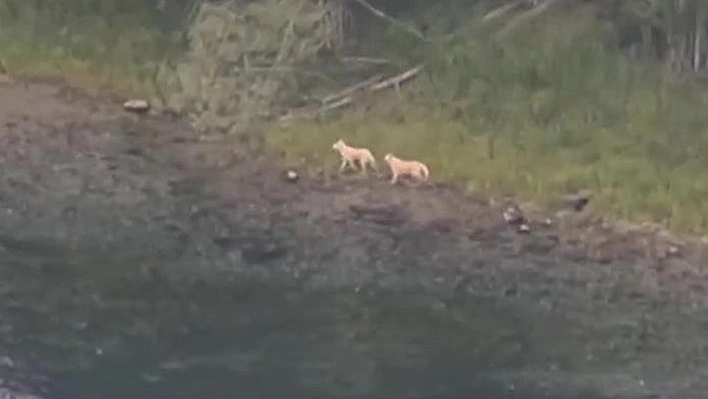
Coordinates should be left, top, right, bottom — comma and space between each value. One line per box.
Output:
0, 236, 614, 399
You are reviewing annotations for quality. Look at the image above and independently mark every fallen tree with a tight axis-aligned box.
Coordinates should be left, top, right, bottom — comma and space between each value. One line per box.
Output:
280, 64, 423, 121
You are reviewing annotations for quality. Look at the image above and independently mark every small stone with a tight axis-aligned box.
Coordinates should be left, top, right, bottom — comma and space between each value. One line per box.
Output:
122, 99, 150, 114
0, 356, 14, 368
285, 170, 299, 183
563, 190, 592, 212
503, 205, 524, 225
667, 245, 679, 256
517, 223, 531, 234
72, 321, 89, 330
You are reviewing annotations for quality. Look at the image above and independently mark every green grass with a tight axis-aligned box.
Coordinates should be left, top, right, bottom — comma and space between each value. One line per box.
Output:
7, 2, 708, 236
0, 2, 184, 99
265, 10, 708, 235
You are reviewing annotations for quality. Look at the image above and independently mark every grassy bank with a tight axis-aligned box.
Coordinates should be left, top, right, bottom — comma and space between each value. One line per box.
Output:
0, 0, 187, 98
6, 1, 708, 235
266, 9, 708, 235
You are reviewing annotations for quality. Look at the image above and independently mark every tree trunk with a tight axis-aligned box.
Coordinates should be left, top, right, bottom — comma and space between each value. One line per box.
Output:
694, 1, 703, 71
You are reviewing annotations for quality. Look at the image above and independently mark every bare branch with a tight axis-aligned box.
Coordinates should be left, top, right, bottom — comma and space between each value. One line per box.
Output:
483, 0, 525, 22
348, 0, 431, 42
369, 65, 423, 92
339, 56, 394, 65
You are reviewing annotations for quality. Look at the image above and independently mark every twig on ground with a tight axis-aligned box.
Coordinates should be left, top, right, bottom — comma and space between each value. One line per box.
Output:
339, 56, 394, 65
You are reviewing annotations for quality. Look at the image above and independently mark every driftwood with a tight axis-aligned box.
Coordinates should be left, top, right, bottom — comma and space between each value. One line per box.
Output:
279, 65, 423, 121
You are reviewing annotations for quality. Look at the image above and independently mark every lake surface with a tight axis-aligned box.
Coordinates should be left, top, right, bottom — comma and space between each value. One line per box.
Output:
0, 236, 614, 399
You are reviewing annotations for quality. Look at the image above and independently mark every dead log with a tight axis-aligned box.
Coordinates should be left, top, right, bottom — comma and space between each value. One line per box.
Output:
322, 73, 384, 104
370, 65, 423, 92
483, 0, 525, 22
279, 65, 423, 121
322, 96, 353, 110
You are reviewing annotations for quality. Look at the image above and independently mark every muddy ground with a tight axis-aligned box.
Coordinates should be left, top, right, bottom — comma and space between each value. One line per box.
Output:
1, 80, 708, 398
